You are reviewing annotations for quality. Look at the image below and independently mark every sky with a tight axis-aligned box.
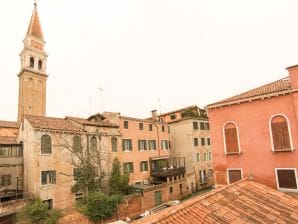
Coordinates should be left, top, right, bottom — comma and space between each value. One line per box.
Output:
0, 0, 298, 121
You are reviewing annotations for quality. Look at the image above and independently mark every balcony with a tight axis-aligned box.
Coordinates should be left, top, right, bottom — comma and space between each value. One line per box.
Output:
150, 157, 185, 178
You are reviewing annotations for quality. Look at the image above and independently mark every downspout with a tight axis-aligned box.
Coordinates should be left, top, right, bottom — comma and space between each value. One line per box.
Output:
153, 122, 161, 157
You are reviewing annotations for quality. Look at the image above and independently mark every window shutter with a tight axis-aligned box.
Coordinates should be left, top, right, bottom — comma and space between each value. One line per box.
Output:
277, 170, 297, 189
225, 128, 239, 153
271, 121, 290, 150
228, 170, 242, 184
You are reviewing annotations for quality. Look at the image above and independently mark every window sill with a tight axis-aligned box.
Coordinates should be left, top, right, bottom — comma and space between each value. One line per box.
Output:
278, 188, 298, 193
123, 150, 132, 152
272, 149, 294, 153
225, 151, 242, 156
40, 154, 52, 156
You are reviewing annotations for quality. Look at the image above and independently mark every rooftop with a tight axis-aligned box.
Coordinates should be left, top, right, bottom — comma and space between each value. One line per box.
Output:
66, 116, 118, 128
0, 120, 18, 129
0, 136, 18, 145
207, 77, 293, 108
25, 115, 83, 132
133, 178, 298, 224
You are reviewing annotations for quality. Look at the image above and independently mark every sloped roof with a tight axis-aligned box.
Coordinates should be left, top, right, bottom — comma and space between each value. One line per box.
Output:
133, 178, 298, 224
26, 5, 44, 40
66, 116, 118, 128
0, 120, 18, 129
0, 136, 18, 145
25, 115, 83, 132
207, 77, 292, 108
158, 105, 199, 117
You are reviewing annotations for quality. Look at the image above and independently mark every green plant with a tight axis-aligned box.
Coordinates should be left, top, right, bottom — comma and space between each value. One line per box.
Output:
109, 157, 130, 195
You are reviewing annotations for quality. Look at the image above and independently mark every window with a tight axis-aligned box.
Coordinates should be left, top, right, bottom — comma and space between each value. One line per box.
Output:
170, 186, 173, 193
73, 168, 81, 181
0, 175, 11, 186
208, 169, 213, 178
149, 124, 153, 131
138, 140, 147, 151
30, 56, 34, 68
168, 126, 170, 133
161, 140, 169, 150
196, 153, 200, 162
0, 146, 22, 157
139, 123, 143, 130
193, 122, 198, 130
201, 138, 205, 146
148, 140, 156, 150
208, 152, 212, 161
75, 192, 84, 203
111, 137, 117, 152
203, 152, 207, 162
140, 161, 148, 171
200, 170, 207, 183
227, 169, 242, 184
205, 123, 210, 130
179, 183, 183, 194
275, 169, 298, 191
270, 115, 292, 151
122, 139, 132, 151
200, 122, 205, 130
207, 138, 211, 146
224, 122, 240, 154
162, 126, 165, 132
124, 120, 129, 129
38, 60, 43, 70
123, 162, 134, 173
0, 146, 11, 157
41, 134, 52, 154
41, 171, 56, 185
194, 138, 199, 146
73, 136, 82, 153
90, 136, 97, 151
43, 199, 53, 210
170, 114, 177, 120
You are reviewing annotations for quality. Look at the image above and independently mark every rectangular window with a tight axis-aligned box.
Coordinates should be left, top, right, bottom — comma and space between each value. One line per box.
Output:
203, 152, 207, 162
208, 152, 212, 161
123, 162, 134, 173
200, 122, 205, 130
208, 169, 213, 178
122, 139, 132, 151
193, 122, 198, 130
138, 140, 147, 151
194, 138, 199, 146
0, 146, 11, 157
162, 126, 165, 132
140, 161, 148, 171
43, 199, 53, 210
200, 170, 207, 183
161, 140, 169, 150
148, 140, 156, 150
170, 114, 177, 120
201, 138, 205, 146
168, 126, 170, 133
73, 168, 81, 181
41, 170, 56, 185
196, 153, 200, 162
225, 125, 239, 154
170, 186, 173, 193
205, 123, 210, 130
276, 169, 298, 190
149, 124, 153, 131
207, 138, 211, 146
124, 120, 129, 129
0, 175, 11, 186
139, 123, 143, 130
228, 169, 242, 184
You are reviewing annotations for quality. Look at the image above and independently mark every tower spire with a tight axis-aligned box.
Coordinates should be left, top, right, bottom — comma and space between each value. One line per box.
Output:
27, 0, 44, 40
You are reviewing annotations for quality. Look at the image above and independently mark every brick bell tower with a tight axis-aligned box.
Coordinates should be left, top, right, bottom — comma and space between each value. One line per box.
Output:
18, 2, 48, 122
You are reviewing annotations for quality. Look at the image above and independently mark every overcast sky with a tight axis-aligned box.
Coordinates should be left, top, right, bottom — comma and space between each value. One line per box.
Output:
1, 0, 298, 121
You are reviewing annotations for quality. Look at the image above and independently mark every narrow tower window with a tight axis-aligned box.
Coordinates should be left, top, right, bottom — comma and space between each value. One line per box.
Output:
38, 60, 43, 70
30, 57, 35, 68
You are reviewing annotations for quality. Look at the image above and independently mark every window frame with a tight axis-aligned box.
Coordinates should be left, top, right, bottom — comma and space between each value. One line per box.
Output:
193, 122, 198, 130
40, 134, 52, 155
275, 168, 298, 192
269, 114, 293, 152
140, 161, 149, 172
138, 140, 147, 151
194, 138, 199, 147
123, 120, 129, 129
148, 140, 157, 150
123, 162, 134, 174
139, 122, 144, 131
223, 121, 241, 155
149, 124, 153, 131
122, 139, 132, 151
227, 168, 243, 185
41, 170, 56, 186
111, 137, 118, 152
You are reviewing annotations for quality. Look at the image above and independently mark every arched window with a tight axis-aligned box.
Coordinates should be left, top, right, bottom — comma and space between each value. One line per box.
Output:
90, 136, 97, 151
30, 57, 34, 68
223, 122, 240, 154
73, 136, 82, 153
111, 137, 117, 152
38, 60, 43, 70
270, 115, 292, 151
41, 134, 52, 154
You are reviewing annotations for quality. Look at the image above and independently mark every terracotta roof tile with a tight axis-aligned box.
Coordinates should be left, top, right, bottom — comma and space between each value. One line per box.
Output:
66, 116, 118, 128
0, 120, 18, 129
0, 136, 18, 145
25, 115, 83, 132
207, 77, 292, 108
133, 179, 298, 224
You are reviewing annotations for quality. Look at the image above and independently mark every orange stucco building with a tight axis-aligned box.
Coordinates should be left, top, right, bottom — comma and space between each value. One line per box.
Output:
207, 66, 298, 192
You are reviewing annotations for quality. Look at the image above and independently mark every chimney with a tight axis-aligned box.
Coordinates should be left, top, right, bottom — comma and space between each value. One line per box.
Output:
151, 110, 158, 121
287, 64, 298, 89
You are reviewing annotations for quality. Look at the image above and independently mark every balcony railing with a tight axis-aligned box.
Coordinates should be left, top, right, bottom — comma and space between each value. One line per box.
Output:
150, 157, 185, 178
151, 166, 185, 178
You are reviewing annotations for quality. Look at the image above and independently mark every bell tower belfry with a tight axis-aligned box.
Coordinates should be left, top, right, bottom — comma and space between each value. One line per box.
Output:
18, 2, 48, 122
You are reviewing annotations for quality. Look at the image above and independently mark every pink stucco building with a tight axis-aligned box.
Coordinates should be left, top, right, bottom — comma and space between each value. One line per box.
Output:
207, 65, 298, 192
